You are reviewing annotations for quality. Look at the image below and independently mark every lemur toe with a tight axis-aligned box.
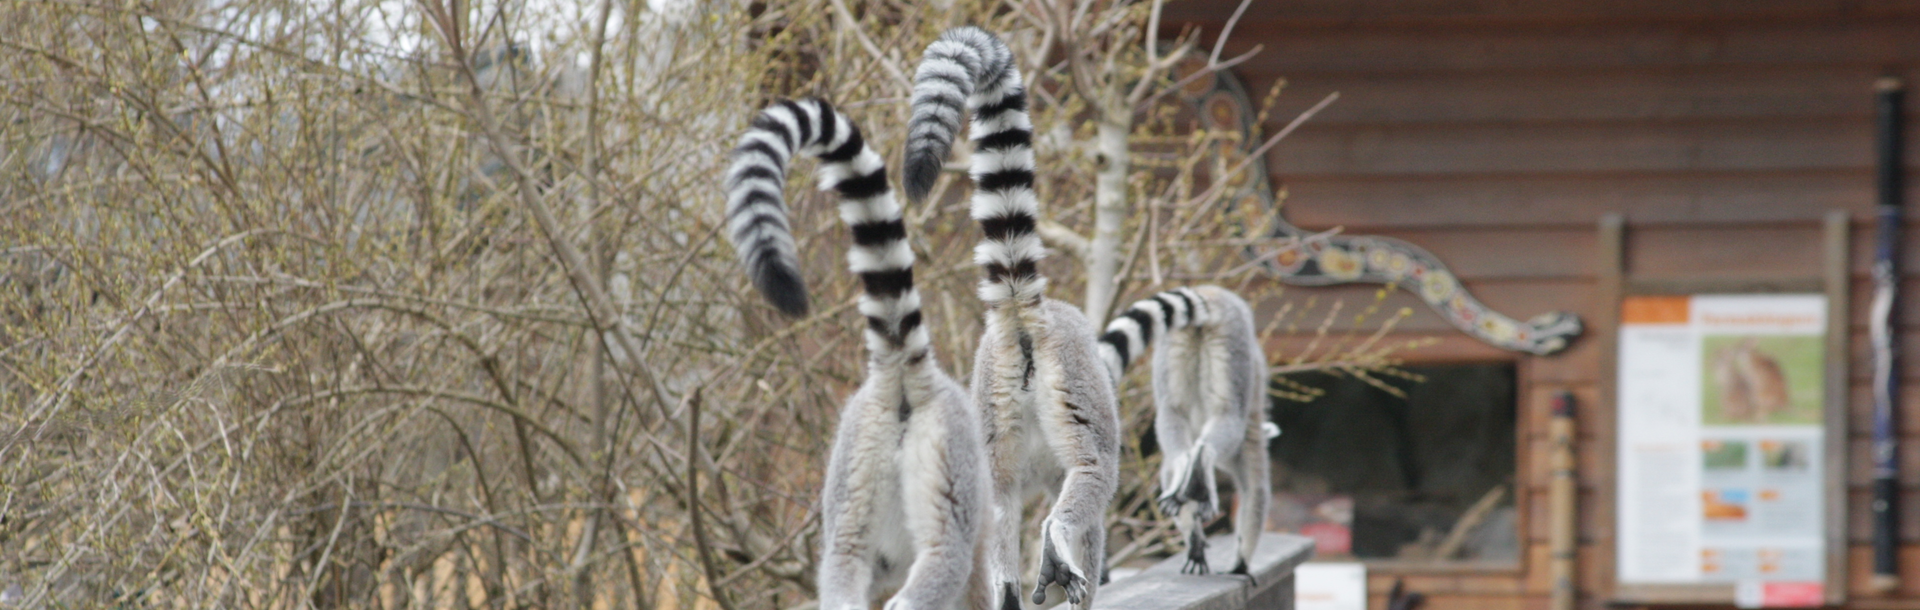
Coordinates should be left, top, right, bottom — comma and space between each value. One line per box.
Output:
1181, 557, 1208, 575
1064, 574, 1087, 605
1181, 529, 1211, 575
1032, 563, 1054, 605
1156, 494, 1183, 517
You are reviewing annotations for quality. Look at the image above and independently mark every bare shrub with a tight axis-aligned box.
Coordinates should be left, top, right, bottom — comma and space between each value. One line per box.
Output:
0, 1, 1411, 607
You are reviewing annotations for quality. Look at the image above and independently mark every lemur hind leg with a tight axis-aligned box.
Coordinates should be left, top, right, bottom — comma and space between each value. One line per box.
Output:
886, 387, 991, 610
1030, 302, 1120, 609
816, 539, 881, 610
983, 450, 1026, 610
1225, 439, 1270, 582
1031, 420, 1114, 606
1153, 403, 1199, 519
1163, 443, 1221, 522
1033, 470, 1112, 607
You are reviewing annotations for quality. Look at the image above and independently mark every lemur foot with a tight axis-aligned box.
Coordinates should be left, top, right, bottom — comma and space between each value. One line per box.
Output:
1156, 491, 1184, 519
998, 582, 1021, 610
1031, 519, 1089, 606
1160, 450, 1218, 521
1229, 558, 1256, 587
1180, 528, 1211, 575
1183, 452, 1218, 521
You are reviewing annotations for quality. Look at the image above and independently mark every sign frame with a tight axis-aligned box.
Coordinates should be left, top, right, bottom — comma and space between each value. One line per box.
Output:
1601, 212, 1850, 606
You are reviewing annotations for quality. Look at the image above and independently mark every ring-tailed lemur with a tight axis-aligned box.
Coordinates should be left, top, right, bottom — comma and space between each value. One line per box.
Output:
1098, 285, 1273, 577
905, 27, 1122, 610
726, 98, 994, 610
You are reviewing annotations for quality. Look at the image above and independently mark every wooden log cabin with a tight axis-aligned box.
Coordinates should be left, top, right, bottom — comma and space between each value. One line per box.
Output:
1155, 1, 1920, 608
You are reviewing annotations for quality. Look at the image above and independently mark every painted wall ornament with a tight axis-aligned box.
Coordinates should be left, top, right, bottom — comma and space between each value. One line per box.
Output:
1168, 59, 1582, 356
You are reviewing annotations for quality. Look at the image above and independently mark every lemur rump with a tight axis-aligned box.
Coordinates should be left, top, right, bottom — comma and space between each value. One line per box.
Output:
725, 99, 993, 610
906, 27, 1122, 610
1099, 286, 1273, 576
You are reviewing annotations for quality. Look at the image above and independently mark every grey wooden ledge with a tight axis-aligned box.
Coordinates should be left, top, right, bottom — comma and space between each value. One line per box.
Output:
1093, 533, 1316, 610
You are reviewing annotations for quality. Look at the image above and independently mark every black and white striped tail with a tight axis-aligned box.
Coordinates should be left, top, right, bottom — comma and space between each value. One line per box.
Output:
1097, 287, 1214, 382
724, 98, 929, 357
905, 26, 1045, 308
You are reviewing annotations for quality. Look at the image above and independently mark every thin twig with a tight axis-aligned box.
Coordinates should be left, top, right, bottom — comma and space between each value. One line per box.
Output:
1209, 0, 1254, 66
829, 0, 912, 90
286, 501, 537, 542
1174, 91, 1338, 236
686, 388, 737, 610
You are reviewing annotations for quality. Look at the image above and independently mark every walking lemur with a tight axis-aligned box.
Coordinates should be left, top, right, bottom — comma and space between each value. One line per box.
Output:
903, 26, 1123, 610
1099, 285, 1274, 577
725, 98, 994, 610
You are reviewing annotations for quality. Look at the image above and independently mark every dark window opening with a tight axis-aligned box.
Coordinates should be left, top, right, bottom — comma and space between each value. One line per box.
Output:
1267, 362, 1519, 566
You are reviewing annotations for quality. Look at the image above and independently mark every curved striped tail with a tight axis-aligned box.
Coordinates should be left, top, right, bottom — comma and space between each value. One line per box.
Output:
906, 26, 1045, 308
1097, 287, 1215, 383
724, 98, 929, 357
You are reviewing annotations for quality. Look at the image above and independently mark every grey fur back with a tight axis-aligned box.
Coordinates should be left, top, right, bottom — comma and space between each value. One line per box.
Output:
1129, 285, 1272, 575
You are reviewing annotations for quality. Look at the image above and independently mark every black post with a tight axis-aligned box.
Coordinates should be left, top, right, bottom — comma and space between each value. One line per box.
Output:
1869, 76, 1905, 593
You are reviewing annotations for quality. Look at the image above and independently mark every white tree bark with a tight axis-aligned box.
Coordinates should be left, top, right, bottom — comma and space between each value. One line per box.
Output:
1083, 114, 1130, 323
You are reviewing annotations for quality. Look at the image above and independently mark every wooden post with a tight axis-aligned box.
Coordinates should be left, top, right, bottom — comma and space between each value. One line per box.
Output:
1595, 213, 1625, 601
1825, 209, 1854, 604
1549, 391, 1579, 610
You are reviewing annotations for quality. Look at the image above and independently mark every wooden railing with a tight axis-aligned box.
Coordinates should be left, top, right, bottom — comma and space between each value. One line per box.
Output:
1092, 533, 1316, 610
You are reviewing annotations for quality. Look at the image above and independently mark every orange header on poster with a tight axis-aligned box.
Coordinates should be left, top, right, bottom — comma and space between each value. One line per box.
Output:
1622, 295, 1691, 324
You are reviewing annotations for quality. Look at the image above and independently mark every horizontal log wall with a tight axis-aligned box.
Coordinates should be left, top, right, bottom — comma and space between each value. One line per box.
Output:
1164, 1, 1920, 608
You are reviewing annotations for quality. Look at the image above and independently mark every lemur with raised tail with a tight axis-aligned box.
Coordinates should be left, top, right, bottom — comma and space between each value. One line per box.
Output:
904, 27, 1122, 610
1098, 285, 1273, 577
725, 98, 993, 610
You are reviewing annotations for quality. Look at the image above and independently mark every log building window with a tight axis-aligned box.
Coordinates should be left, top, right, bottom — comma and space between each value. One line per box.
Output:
1268, 362, 1520, 567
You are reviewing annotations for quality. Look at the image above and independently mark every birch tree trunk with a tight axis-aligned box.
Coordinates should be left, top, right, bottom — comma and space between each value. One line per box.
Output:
1084, 113, 1130, 323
